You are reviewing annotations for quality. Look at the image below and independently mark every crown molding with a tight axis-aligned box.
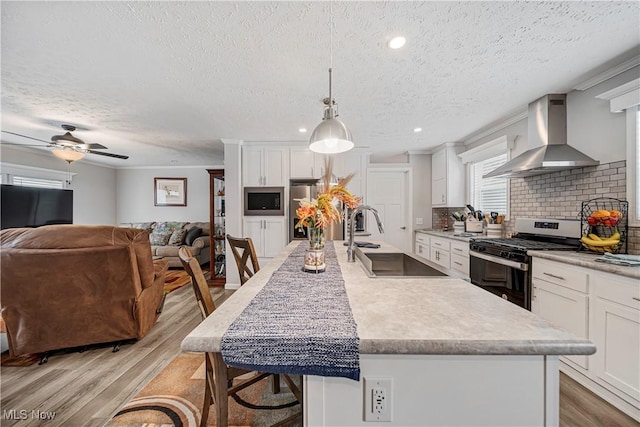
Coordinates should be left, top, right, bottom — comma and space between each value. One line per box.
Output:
573, 55, 640, 91
462, 110, 528, 145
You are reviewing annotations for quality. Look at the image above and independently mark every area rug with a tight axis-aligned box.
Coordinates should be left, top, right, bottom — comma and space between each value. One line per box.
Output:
164, 269, 194, 294
107, 351, 301, 427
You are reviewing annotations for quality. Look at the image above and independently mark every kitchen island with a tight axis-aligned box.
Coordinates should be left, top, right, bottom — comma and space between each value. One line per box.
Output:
182, 241, 595, 426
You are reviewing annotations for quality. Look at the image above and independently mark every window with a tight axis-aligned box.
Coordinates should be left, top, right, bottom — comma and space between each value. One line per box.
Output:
459, 135, 514, 217
469, 153, 508, 214
11, 175, 64, 189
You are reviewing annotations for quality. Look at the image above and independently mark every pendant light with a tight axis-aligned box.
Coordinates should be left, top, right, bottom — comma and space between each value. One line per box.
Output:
309, 2, 354, 154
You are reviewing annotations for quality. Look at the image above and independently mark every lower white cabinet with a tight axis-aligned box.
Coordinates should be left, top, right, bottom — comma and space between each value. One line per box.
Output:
450, 240, 470, 277
591, 275, 640, 406
531, 257, 640, 421
414, 232, 430, 260
243, 217, 286, 259
430, 236, 451, 270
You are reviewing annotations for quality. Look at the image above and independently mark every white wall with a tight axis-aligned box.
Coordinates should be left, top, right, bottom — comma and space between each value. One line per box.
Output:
116, 166, 221, 224
0, 145, 117, 225
567, 66, 638, 163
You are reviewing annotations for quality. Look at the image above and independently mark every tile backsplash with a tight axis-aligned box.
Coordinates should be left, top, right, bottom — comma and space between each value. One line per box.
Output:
504, 160, 638, 254
431, 160, 638, 254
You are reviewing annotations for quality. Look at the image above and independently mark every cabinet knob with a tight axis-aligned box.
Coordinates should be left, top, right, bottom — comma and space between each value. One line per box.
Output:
400, 226, 406, 230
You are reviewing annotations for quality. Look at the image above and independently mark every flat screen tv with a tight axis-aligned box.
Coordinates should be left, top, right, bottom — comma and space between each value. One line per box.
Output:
1, 184, 73, 229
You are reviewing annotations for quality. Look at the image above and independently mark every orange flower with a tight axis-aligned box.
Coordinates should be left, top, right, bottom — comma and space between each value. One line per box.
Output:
295, 158, 361, 231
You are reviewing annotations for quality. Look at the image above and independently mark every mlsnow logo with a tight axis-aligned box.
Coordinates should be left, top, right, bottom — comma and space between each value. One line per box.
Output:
3, 409, 56, 421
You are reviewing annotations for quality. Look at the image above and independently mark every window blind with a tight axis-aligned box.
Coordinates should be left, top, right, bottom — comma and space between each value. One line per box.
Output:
11, 175, 64, 189
470, 153, 508, 214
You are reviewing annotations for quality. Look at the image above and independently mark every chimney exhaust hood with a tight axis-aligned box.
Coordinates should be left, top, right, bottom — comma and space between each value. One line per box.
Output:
484, 94, 599, 178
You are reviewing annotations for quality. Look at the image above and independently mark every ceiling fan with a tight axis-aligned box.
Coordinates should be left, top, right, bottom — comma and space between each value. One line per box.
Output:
1, 124, 129, 160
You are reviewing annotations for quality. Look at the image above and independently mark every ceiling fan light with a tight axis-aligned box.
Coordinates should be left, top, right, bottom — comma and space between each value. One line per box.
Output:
52, 148, 85, 162
309, 113, 354, 154
52, 132, 85, 145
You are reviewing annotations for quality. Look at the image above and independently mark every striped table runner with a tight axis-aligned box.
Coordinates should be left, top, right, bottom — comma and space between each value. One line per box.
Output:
221, 242, 360, 380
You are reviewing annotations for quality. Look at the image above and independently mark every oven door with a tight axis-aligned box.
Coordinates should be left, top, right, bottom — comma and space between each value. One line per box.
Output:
469, 251, 530, 310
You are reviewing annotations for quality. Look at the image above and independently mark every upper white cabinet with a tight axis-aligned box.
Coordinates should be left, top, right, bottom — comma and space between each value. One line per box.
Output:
289, 148, 348, 181
243, 147, 287, 186
431, 143, 465, 207
340, 150, 368, 201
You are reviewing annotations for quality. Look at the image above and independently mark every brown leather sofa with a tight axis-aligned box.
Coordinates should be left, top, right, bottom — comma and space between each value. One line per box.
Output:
0, 225, 168, 357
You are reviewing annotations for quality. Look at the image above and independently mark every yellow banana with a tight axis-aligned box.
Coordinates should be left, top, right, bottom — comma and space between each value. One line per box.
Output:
610, 231, 620, 240
588, 233, 602, 241
581, 236, 620, 247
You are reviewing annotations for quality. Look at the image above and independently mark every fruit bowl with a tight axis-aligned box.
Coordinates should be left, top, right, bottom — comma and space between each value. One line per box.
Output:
581, 241, 621, 254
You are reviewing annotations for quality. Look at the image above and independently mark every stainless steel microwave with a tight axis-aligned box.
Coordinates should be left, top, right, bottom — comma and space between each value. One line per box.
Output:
244, 187, 284, 216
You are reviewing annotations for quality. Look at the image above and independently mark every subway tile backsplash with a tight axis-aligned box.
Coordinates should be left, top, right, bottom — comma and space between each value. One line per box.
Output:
504, 160, 638, 254
431, 160, 639, 254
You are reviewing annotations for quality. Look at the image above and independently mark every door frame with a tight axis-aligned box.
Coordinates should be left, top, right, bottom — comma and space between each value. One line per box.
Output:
366, 166, 413, 251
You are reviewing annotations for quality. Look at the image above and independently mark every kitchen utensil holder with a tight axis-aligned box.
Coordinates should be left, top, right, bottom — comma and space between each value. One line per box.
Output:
486, 223, 503, 238
579, 197, 628, 254
453, 221, 465, 233
465, 221, 483, 233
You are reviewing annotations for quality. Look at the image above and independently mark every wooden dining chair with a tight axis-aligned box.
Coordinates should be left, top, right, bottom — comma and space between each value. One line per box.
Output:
178, 246, 301, 427
226, 234, 260, 286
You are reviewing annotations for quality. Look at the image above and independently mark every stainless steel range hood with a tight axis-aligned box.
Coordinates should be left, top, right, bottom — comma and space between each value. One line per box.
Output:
484, 94, 599, 178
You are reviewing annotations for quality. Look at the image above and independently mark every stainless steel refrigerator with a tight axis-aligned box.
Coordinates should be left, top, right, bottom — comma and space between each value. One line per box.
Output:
289, 180, 345, 242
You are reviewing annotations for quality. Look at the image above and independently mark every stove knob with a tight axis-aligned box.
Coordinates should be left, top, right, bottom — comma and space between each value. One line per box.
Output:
500, 251, 509, 258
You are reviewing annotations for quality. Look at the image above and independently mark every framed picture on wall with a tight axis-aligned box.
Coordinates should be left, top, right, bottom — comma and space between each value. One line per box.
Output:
154, 177, 187, 206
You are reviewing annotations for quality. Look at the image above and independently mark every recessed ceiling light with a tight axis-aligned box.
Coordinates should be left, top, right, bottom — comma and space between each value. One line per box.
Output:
413, 127, 423, 133
299, 128, 307, 133
388, 36, 406, 49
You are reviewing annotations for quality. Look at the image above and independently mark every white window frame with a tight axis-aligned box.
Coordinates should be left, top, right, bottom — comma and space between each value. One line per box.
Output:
1, 163, 70, 188
459, 135, 515, 219
596, 78, 640, 226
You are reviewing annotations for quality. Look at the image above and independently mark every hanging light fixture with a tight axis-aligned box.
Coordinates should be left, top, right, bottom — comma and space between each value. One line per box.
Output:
309, 2, 354, 154
52, 148, 84, 185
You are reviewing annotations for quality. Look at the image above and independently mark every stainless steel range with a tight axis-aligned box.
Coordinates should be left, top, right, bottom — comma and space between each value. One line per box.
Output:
469, 218, 581, 310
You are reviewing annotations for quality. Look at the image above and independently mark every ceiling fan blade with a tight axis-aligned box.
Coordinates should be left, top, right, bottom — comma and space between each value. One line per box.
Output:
0, 142, 51, 147
1, 130, 50, 144
87, 143, 108, 150
86, 149, 129, 160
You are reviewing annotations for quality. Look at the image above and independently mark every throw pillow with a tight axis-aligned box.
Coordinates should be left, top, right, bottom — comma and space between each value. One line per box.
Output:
168, 228, 188, 246
149, 232, 171, 246
155, 221, 187, 234
131, 222, 156, 233
184, 227, 203, 246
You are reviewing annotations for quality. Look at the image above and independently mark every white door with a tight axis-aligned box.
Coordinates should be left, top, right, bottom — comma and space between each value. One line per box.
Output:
366, 168, 410, 252
264, 218, 286, 258
243, 218, 265, 257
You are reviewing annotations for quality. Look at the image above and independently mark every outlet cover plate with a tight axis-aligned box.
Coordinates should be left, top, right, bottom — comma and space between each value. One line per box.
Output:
363, 377, 392, 422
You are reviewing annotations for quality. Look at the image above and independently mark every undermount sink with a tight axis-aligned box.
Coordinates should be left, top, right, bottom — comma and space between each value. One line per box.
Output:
356, 251, 447, 278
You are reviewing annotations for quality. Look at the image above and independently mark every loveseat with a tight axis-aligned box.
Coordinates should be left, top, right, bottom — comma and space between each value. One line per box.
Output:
119, 221, 210, 268
0, 225, 168, 357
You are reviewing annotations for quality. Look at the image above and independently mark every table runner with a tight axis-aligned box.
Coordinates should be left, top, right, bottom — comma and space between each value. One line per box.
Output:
221, 242, 360, 380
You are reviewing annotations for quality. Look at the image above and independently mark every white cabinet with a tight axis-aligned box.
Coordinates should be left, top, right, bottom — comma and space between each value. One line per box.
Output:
289, 149, 348, 181
430, 236, 451, 270
591, 273, 640, 406
414, 232, 430, 260
531, 257, 640, 420
531, 259, 590, 370
243, 217, 286, 259
431, 143, 464, 207
450, 240, 470, 277
243, 147, 287, 186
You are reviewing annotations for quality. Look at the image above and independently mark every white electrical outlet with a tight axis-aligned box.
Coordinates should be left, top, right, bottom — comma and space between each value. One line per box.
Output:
364, 377, 392, 422
416, 217, 424, 225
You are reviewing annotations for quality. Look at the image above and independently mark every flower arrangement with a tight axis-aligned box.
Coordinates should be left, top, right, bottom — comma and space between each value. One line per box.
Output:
295, 158, 361, 232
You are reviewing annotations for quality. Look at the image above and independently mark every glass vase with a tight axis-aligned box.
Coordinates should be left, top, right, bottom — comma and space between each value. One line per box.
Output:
308, 226, 326, 250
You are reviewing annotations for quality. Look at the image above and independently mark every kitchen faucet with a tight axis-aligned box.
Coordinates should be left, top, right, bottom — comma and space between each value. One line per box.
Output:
347, 205, 384, 262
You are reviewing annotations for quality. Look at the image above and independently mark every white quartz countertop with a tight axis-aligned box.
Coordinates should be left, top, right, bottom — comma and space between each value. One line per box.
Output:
414, 229, 479, 242
182, 241, 595, 356
528, 250, 640, 280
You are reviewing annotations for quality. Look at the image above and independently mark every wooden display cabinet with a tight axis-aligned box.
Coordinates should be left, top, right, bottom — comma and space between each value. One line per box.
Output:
208, 169, 226, 286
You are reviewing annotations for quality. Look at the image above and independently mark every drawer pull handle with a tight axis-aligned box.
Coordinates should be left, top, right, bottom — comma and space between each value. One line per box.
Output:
454, 261, 462, 266
633, 297, 640, 302
543, 272, 565, 281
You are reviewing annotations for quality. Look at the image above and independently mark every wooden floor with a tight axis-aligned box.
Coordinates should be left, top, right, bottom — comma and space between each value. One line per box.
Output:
1, 285, 638, 427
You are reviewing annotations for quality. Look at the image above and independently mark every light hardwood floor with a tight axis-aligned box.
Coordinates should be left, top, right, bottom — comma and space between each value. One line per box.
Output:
1, 285, 638, 427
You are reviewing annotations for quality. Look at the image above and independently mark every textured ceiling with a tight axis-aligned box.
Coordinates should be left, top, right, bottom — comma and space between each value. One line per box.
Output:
1, 1, 638, 167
